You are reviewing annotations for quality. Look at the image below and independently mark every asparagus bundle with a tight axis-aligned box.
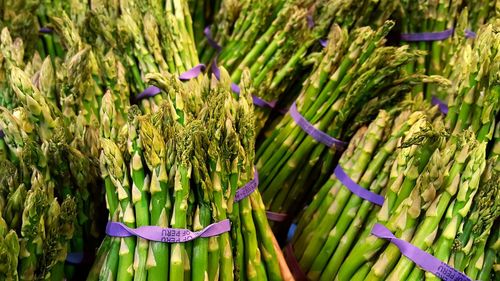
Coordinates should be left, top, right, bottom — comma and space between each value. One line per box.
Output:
0, 66, 81, 280
89, 69, 287, 281
330, 19, 500, 281
204, 0, 400, 132
255, 21, 441, 228
0, 24, 121, 279
445, 160, 499, 281
288, 102, 445, 280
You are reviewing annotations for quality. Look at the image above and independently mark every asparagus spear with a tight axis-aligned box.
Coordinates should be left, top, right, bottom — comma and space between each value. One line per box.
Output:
128, 106, 150, 281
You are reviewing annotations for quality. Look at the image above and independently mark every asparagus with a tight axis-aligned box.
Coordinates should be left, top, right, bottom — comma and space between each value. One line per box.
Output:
380, 137, 486, 280
257, 21, 436, 229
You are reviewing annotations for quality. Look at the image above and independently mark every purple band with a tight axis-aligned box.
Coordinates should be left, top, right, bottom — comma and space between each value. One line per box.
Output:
401, 29, 454, 41
252, 96, 278, 109
266, 211, 289, 222
289, 102, 347, 149
431, 96, 449, 115
372, 224, 472, 281
39, 27, 53, 34
106, 220, 231, 243
135, 85, 161, 101
135, 64, 206, 102
334, 165, 384, 206
66, 252, 84, 264
179, 64, 206, 81
235, 169, 259, 202
319, 39, 328, 47
401, 28, 476, 41
0, 129, 4, 138
284, 244, 309, 281
204, 26, 222, 52
307, 14, 314, 29
464, 29, 476, 38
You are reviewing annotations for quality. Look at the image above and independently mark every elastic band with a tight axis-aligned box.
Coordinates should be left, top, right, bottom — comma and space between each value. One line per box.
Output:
289, 102, 347, 149
252, 96, 277, 109
371, 223, 473, 281
464, 29, 476, 38
203, 26, 222, 52
39, 27, 53, 34
179, 64, 206, 81
235, 169, 258, 202
266, 211, 289, 222
334, 165, 384, 206
65, 252, 84, 264
307, 14, 314, 29
319, 39, 328, 47
401, 28, 476, 41
284, 244, 309, 281
106, 219, 230, 243
431, 96, 449, 115
135, 64, 206, 102
401, 29, 454, 41
135, 85, 161, 101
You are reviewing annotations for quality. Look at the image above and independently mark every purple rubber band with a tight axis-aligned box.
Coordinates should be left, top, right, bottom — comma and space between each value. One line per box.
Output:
371, 223, 473, 281
465, 29, 476, 38
39, 27, 53, 34
252, 96, 278, 109
431, 96, 449, 115
402, 28, 476, 41
319, 39, 328, 47
235, 169, 259, 202
401, 29, 454, 41
179, 64, 206, 81
289, 102, 347, 149
266, 211, 289, 222
307, 14, 315, 29
334, 165, 384, 206
66, 252, 84, 264
106, 219, 231, 243
135, 85, 161, 101
135, 64, 206, 102
204, 26, 222, 52
284, 244, 309, 281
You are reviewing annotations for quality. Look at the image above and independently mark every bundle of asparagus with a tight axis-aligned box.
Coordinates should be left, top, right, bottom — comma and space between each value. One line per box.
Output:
203, 0, 400, 132
445, 159, 499, 281
0, 30, 103, 279
302, 19, 499, 281
88, 69, 287, 281
255, 21, 443, 230
288, 102, 446, 280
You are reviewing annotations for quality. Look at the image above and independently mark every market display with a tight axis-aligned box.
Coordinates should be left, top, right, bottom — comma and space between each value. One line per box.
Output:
0, 0, 498, 281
